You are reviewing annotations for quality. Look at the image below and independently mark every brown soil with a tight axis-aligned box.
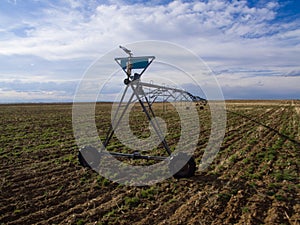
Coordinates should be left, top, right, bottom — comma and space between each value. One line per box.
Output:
0, 101, 299, 225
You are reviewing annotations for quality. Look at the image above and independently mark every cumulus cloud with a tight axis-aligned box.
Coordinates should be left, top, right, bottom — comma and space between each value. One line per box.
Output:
0, 0, 299, 101
1, 0, 298, 61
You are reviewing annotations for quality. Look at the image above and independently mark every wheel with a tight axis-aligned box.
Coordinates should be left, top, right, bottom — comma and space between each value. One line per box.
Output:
124, 78, 130, 85
169, 153, 196, 179
78, 146, 101, 169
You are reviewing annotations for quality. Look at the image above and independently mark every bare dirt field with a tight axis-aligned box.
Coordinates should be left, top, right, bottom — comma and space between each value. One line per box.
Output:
0, 100, 299, 224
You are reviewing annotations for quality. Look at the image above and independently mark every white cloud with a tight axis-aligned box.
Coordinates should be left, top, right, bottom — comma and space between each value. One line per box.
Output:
220, 76, 300, 99
0, 0, 299, 101
1, 0, 297, 61
0, 80, 77, 103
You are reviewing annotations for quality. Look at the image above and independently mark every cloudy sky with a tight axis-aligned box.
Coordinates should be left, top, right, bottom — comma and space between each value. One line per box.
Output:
0, 0, 299, 102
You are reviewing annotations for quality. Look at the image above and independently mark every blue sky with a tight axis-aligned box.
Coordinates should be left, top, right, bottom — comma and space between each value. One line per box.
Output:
0, 0, 299, 102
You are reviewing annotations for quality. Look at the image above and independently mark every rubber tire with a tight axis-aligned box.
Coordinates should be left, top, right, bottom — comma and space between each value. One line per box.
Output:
78, 146, 101, 169
124, 78, 130, 85
169, 153, 196, 179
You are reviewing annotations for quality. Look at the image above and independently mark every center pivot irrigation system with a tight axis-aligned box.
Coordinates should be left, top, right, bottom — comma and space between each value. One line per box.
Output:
78, 46, 207, 178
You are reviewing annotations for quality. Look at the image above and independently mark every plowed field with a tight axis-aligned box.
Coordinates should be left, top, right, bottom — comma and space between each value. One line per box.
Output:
0, 100, 299, 224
